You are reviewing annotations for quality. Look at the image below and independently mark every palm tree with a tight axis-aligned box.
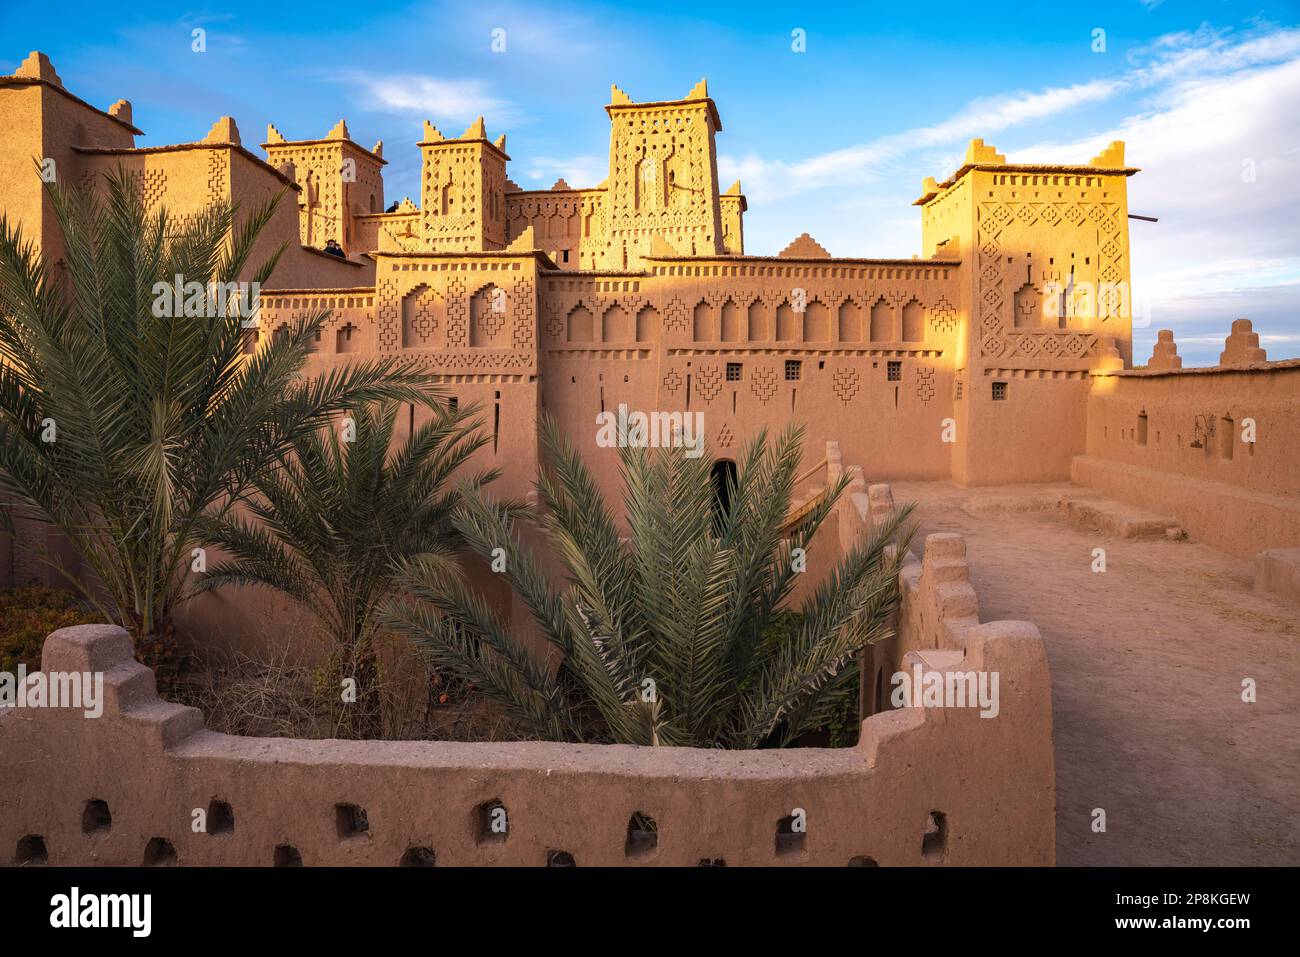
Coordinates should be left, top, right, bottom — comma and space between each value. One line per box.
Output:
381, 418, 915, 749
0, 166, 438, 678
193, 400, 501, 736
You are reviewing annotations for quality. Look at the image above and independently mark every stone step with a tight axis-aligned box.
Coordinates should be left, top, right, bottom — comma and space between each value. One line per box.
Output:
1059, 494, 1182, 540
1254, 548, 1300, 605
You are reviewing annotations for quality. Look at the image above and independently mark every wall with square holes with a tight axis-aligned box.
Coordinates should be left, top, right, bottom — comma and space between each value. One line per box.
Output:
0, 564, 1054, 867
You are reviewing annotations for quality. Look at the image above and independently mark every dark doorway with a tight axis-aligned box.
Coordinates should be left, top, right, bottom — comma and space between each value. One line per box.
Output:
711, 459, 737, 527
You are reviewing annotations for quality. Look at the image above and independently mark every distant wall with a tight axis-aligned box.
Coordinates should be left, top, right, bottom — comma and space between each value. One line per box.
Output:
538, 258, 963, 488
1074, 360, 1300, 557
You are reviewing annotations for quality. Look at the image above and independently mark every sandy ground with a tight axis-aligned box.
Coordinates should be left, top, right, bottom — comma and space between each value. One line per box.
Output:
891, 481, 1300, 867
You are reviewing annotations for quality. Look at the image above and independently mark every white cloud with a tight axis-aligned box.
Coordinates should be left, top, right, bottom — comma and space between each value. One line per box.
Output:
722, 25, 1300, 204
721, 78, 1123, 200
903, 79, 1125, 150
523, 155, 607, 188
722, 24, 1300, 360
1127, 24, 1300, 86
342, 71, 512, 126
1015, 55, 1300, 356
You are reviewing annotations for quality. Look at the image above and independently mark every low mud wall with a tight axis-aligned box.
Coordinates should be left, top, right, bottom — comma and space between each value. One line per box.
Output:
1075, 361, 1300, 558
1, 471, 1054, 867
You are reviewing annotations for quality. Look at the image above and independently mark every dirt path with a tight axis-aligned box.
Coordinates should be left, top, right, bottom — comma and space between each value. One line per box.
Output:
891, 481, 1300, 866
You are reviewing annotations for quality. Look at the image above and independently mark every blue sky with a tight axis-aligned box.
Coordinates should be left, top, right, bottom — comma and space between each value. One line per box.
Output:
3, 0, 1298, 363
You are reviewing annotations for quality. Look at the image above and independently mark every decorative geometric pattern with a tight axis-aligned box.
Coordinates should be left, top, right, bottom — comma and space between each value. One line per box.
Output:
916, 367, 936, 403
404, 285, 440, 346
445, 276, 467, 346
132, 169, 167, 209
977, 195, 1125, 359
696, 364, 722, 402
476, 285, 508, 339
1098, 284, 1120, 316
1012, 334, 1039, 357
380, 216, 422, 253
545, 301, 564, 339
411, 352, 529, 372
511, 279, 535, 349
832, 367, 860, 404
377, 278, 400, 351
267, 143, 346, 246
664, 296, 689, 332
207, 150, 228, 206
716, 425, 734, 449
930, 297, 957, 334
421, 143, 490, 247
602, 100, 716, 269
750, 366, 778, 404
662, 369, 682, 394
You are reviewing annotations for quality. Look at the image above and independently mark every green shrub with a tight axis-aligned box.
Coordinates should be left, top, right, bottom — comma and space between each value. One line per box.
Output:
0, 586, 102, 673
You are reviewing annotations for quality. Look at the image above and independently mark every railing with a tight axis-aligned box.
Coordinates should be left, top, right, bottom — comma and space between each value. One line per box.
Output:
781, 455, 830, 531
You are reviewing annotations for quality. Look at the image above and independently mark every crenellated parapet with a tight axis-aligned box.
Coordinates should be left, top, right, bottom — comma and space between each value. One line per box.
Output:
417, 118, 510, 253
263, 118, 387, 254
599, 79, 727, 269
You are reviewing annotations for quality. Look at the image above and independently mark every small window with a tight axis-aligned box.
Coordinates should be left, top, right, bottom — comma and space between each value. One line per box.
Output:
335, 323, 359, 354
992, 381, 1008, 401
887, 361, 902, 382
784, 360, 801, 381
725, 362, 743, 382
1137, 413, 1148, 445
562, 249, 570, 263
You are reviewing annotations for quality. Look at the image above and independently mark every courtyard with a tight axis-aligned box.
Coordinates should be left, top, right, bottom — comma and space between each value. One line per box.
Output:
897, 481, 1300, 866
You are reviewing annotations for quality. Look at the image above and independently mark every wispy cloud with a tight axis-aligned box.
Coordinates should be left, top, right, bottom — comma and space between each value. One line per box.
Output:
722, 25, 1300, 203
722, 78, 1123, 200
726, 23, 1300, 360
341, 71, 513, 126
523, 155, 607, 188
476, 6, 605, 60
1016, 54, 1300, 360
1126, 23, 1300, 84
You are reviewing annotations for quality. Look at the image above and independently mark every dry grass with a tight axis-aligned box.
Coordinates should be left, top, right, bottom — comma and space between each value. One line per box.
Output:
175, 632, 524, 743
